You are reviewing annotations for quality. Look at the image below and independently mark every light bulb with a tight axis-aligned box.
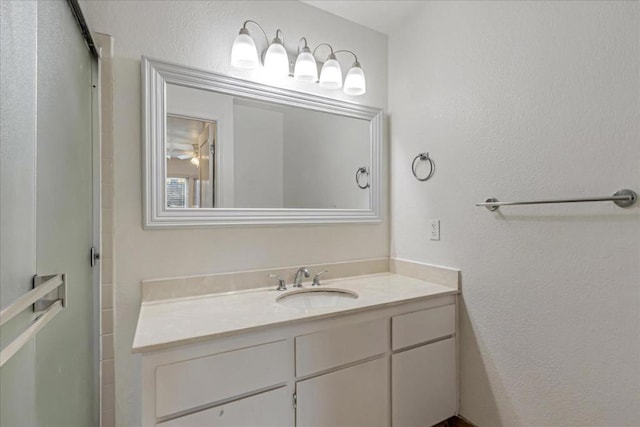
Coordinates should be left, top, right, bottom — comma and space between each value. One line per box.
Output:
264, 38, 289, 79
343, 62, 366, 96
319, 54, 342, 89
294, 47, 318, 82
231, 28, 259, 69
190, 157, 199, 167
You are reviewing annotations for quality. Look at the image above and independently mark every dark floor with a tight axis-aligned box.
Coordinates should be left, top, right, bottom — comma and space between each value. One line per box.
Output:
434, 415, 477, 427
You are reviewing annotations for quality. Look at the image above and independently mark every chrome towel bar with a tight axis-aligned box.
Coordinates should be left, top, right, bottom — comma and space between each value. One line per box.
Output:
0, 301, 63, 367
0, 274, 66, 367
476, 189, 637, 211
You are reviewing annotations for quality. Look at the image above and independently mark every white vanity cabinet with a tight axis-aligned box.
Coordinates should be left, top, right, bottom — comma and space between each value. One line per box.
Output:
391, 304, 457, 427
140, 295, 457, 427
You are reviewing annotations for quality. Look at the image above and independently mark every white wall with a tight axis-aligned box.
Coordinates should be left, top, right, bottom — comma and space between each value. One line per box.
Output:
283, 109, 370, 209
79, 1, 388, 426
389, 2, 639, 426
233, 103, 284, 208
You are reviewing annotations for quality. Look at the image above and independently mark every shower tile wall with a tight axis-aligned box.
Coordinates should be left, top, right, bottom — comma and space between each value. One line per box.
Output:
94, 32, 115, 427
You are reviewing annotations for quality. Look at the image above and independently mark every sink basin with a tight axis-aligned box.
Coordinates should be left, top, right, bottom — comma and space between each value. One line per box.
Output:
276, 288, 358, 309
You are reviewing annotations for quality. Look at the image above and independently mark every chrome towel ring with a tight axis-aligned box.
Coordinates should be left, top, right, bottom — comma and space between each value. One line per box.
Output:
412, 152, 435, 181
355, 166, 370, 189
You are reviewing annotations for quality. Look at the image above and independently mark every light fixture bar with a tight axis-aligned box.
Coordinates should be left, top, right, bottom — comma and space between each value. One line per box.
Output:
231, 20, 367, 96
242, 20, 270, 46
334, 49, 358, 62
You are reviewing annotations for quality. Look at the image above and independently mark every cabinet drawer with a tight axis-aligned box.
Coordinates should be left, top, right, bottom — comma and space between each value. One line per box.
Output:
155, 340, 288, 418
157, 387, 291, 427
392, 304, 455, 350
295, 318, 387, 377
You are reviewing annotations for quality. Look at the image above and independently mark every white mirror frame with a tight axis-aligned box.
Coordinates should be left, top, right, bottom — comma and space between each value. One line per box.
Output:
142, 56, 383, 228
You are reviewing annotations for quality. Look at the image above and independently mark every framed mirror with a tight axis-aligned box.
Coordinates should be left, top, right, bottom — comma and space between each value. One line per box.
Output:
142, 56, 383, 228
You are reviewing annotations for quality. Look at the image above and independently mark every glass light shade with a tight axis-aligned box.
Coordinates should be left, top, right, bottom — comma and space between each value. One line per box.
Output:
264, 39, 289, 79
190, 157, 200, 167
343, 63, 366, 96
231, 30, 259, 69
319, 56, 342, 89
294, 49, 318, 82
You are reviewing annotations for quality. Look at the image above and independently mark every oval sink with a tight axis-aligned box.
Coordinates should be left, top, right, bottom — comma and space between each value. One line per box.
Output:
276, 288, 358, 309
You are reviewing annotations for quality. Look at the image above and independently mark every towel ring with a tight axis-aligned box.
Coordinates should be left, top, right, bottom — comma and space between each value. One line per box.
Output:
411, 152, 435, 181
355, 167, 370, 189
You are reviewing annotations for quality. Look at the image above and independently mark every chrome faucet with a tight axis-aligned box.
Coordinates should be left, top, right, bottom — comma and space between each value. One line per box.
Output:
293, 267, 310, 288
268, 274, 287, 291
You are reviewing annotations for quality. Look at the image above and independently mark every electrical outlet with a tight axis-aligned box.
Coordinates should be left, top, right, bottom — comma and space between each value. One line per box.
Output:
430, 219, 440, 240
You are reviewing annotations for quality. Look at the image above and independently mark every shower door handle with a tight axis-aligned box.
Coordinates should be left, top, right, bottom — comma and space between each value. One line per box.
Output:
90, 247, 100, 267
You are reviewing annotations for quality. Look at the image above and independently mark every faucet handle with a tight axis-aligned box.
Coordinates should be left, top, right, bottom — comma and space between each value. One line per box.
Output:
268, 274, 287, 291
312, 270, 328, 287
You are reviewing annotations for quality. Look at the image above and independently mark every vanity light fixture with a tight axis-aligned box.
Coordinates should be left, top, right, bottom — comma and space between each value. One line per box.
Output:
231, 20, 366, 96
231, 20, 289, 78
264, 30, 289, 79
293, 37, 318, 82
314, 44, 342, 89
338, 51, 366, 96
230, 24, 260, 69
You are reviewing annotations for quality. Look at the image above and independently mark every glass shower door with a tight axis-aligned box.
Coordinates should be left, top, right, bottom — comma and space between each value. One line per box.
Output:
35, 1, 97, 425
0, 0, 98, 426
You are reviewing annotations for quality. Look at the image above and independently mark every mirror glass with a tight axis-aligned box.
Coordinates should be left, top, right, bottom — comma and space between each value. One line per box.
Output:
143, 57, 381, 227
166, 115, 216, 208
166, 84, 371, 210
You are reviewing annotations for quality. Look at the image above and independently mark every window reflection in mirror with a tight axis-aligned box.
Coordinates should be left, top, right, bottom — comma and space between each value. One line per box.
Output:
165, 115, 216, 208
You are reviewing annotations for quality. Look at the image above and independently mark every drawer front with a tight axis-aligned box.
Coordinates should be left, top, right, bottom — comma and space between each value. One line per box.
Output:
157, 387, 291, 427
392, 304, 455, 350
155, 340, 289, 418
295, 318, 388, 377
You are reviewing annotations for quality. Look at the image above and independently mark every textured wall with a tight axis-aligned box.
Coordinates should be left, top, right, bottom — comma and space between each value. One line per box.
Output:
80, 1, 388, 425
389, 1, 639, 426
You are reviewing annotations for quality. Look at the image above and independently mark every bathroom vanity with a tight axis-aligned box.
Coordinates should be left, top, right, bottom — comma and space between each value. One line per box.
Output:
134, 273, 459, 426
136, 56, 460, 426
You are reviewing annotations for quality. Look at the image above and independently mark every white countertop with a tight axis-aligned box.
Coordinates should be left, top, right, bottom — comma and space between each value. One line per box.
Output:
132, 273, 458, 353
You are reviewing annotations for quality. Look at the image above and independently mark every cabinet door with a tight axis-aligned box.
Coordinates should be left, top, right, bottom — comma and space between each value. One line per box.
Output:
157, 387, 291, 427
392, 337, 456, 427
296, 357, 388, 427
